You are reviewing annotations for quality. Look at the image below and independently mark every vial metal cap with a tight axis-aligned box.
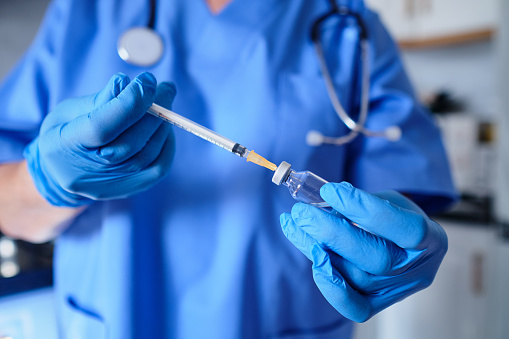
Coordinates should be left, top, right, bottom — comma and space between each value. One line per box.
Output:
272, 161, 292, 185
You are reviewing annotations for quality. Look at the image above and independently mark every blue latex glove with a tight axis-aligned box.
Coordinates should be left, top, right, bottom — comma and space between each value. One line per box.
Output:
24, 72, 176, 207
280, 182, 448, 323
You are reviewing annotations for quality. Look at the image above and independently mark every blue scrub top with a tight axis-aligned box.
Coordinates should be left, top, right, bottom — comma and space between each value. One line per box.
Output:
0, 0, 456, 338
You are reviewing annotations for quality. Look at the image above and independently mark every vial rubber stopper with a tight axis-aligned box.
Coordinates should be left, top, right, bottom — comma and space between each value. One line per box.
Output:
272, 161, 292, 185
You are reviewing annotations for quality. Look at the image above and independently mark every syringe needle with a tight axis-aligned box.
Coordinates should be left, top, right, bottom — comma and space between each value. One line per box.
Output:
246, 151, 277, 171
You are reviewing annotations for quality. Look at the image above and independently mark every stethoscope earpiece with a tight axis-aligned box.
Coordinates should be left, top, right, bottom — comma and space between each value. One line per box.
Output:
117, 27, 164, 67
306, 130, 326, 146
384, 126, 402, 142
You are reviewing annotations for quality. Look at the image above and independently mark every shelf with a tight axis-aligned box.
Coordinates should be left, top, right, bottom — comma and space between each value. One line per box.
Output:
398, 28, 495, 49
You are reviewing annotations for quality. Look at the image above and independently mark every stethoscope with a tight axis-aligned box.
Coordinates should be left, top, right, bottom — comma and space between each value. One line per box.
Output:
117, 0, 401, 146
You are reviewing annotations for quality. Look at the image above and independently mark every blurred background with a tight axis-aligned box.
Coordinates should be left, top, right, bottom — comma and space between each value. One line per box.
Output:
0, 0, 508, 338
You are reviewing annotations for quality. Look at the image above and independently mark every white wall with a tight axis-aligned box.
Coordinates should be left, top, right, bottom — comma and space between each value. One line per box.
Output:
401, 41, 498, 118
399, 40, 500, 199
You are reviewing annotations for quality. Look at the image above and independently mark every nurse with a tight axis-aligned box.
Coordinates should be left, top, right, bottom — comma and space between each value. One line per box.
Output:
0, 0, 456, 338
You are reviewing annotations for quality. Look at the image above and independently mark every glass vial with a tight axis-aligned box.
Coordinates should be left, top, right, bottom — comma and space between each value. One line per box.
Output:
272, 161, 334, 212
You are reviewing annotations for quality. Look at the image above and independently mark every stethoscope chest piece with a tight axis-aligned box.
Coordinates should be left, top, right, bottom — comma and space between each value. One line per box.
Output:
117, 27, 164, 67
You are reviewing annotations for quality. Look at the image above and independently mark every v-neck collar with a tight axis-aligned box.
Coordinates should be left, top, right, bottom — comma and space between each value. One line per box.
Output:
185, 0, 286, 63
194, 0, 278, 25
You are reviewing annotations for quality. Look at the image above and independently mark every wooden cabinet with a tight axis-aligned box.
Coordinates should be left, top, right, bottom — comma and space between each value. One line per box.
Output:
365, 0, 499, 48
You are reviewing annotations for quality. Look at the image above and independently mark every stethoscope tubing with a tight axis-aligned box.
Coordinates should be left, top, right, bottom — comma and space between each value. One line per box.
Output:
148, 0, 156, 29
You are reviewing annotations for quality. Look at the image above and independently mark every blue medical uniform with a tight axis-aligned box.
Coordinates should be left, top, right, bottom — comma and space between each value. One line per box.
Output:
0, 0, 456, 338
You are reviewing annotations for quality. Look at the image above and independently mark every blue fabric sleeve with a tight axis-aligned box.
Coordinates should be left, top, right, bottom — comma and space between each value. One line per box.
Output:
0, 0, 68, 163
345, 6, 458, 214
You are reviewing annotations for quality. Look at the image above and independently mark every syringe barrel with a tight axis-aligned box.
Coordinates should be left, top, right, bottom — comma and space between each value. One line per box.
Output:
147, 104, 247, 157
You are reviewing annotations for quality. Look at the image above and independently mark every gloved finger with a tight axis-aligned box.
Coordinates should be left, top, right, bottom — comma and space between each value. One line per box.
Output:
280, 213, 318, 262
40, 73, 130, 134
328, 251, 379, 293
373, 191, 426, 215
90, 73, 131, 109
64, 72, 157, 149
72, 131, 175, 200
330, 251, 431, 304
119, 131, 175, 195
310, 243, 373, 323
321, 182, 429, 249
116, 123, 173, 173
96, 115, 163, 163
95, 82, 177, 163
291, 203, 408, 275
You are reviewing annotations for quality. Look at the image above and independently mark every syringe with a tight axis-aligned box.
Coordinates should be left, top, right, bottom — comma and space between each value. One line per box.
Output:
148, 104, 334, 214
148, 104, 249, 158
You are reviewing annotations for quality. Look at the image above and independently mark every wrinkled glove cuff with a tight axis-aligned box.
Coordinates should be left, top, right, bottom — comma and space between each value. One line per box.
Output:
23, 139, 92, 208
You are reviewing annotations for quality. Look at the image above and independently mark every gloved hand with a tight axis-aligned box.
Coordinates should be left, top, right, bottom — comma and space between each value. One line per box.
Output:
24, 72, 176, 207
280, 182, 448, 322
